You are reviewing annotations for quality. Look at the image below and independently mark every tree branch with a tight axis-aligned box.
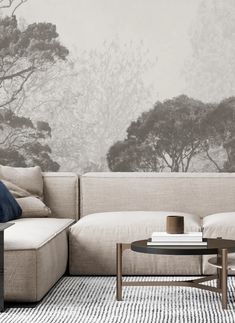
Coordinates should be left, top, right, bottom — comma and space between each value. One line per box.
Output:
205, 149, 222, 172
12, 0, 27, 16
0, 68, 34, 108
0, 66, 35, 82
0, 0, 28, 15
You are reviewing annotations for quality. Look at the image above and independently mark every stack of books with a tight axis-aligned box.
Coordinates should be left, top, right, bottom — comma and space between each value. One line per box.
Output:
147, 232, 207, 247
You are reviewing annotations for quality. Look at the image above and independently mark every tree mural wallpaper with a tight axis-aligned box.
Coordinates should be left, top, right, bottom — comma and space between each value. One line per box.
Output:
0, 0, 235, 173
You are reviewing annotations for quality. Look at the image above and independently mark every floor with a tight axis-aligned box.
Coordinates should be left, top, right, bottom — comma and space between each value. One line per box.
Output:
1, 276, 235, 323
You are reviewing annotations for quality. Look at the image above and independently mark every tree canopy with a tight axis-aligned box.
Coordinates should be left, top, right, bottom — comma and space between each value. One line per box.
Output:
0, 108, 59, 170
107, 95, 235, 172
0, 12, 69, 170
0, 15, 69, 110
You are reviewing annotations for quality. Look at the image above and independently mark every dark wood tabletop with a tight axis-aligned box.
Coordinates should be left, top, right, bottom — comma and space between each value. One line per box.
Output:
131, 238, 235, 255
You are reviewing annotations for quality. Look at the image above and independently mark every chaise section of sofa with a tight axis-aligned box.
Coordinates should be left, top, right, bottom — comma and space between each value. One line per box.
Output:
4, 172, 79, 302
5, 218, 73, 302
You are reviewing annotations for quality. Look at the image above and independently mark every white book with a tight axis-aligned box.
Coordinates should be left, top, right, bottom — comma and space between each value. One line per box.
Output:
151, 232, 202, 241
151, 237, 202, 242
151, 232, 202, 237
151, 240, 202, 243
147, 241, 207, 246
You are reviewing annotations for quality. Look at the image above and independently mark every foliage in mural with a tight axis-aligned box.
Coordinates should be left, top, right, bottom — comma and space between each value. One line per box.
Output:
0, 1, 68, 170
1, 0, 235, 173
0, 108, 59, 170
107, 96, 235, 172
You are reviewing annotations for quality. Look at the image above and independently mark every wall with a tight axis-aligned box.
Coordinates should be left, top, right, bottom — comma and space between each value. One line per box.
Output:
0, 0, 234, 173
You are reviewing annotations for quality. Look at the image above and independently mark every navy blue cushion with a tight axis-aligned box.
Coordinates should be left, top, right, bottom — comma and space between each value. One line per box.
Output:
0, 181, 22, 222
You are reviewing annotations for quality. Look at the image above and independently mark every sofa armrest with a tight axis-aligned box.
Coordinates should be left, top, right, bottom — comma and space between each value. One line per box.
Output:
42, 172, 79, 220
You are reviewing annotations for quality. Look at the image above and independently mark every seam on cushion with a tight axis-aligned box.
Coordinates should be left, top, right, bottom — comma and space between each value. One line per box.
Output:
36, 223, 73, 249
80, 177, 84, 218
42, 173, 78, 178
75, 175, 79, 221
82, 173, 235, 178
6, 220, 74, 251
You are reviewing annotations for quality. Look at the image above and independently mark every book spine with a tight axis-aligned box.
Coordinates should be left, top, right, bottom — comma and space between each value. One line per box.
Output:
151, 233, 202, 237
147, 242, 207, 246
151, 238, 203, 242
151, 240, 203, 243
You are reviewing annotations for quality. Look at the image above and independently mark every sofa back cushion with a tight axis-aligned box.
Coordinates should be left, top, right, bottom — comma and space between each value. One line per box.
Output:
16, 197, 51, 218
43, 172, 79, 220
0, 165, 43, 198
81, 172, 235, 218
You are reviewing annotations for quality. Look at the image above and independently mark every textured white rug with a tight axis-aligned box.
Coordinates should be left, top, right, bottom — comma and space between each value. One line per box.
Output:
1, 276, 235, 323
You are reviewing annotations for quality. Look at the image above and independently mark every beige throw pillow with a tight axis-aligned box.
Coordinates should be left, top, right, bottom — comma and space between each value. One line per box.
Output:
16, 197, 51, 218
0, 165, 43, 199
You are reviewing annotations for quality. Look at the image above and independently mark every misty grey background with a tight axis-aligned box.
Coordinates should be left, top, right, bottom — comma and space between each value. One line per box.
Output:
1, 0, 234, 173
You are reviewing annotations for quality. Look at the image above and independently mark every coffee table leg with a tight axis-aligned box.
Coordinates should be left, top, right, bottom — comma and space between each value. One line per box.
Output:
217, 267, 221, 289
221, 248, 228, 310
217, 250, 221, 289
116, 243, 122, 301
0, 231, 4, 312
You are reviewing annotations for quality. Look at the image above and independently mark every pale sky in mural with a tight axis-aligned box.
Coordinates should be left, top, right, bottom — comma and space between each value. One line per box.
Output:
16, 0, 200, 101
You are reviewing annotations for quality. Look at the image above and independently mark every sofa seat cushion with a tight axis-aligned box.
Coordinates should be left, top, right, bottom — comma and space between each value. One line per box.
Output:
69, 211, 201, 275
203, 212, 235, 275
5, 218, 74, 250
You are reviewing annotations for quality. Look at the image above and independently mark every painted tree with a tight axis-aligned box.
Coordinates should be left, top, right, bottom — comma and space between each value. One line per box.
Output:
0, 15, 69, 111
63, 41, 154, 171
204, 97, 235, 172
0, 8, 69, 170
107, 95, 214, 172
107, 138, 162, 172
19, 41, 155, 172
0, 108, 59, 170
0, 0, 27, 16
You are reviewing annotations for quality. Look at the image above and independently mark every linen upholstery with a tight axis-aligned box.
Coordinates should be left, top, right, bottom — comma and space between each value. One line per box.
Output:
0, 165, 43, 198
1, 168, 52, 218
4, 218, 74, 250
42, 172, 79, 220
80, 172, 235, 218
202, 212, 235, 275
1, 180, 33, 199
16, 196, 51, 218
4, 218, 74, 302
69, 211, 201, 275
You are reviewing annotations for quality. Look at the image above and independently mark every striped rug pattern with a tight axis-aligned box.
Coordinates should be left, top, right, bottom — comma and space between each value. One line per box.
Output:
1, 276, 235, 323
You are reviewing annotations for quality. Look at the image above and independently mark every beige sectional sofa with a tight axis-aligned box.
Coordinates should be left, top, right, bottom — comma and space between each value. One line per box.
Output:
4, 172, 78, 302
4, 171, 235, 302
69, 172, 235, 276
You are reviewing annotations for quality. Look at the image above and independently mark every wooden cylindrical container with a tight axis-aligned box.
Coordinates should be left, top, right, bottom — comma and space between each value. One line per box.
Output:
166, 216, 184, 234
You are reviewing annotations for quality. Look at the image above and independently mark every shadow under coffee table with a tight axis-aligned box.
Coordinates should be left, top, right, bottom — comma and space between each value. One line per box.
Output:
116, 238, 235, 310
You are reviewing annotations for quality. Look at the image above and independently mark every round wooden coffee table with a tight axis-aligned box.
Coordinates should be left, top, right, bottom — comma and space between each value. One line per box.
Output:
116, 238, 235, 309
